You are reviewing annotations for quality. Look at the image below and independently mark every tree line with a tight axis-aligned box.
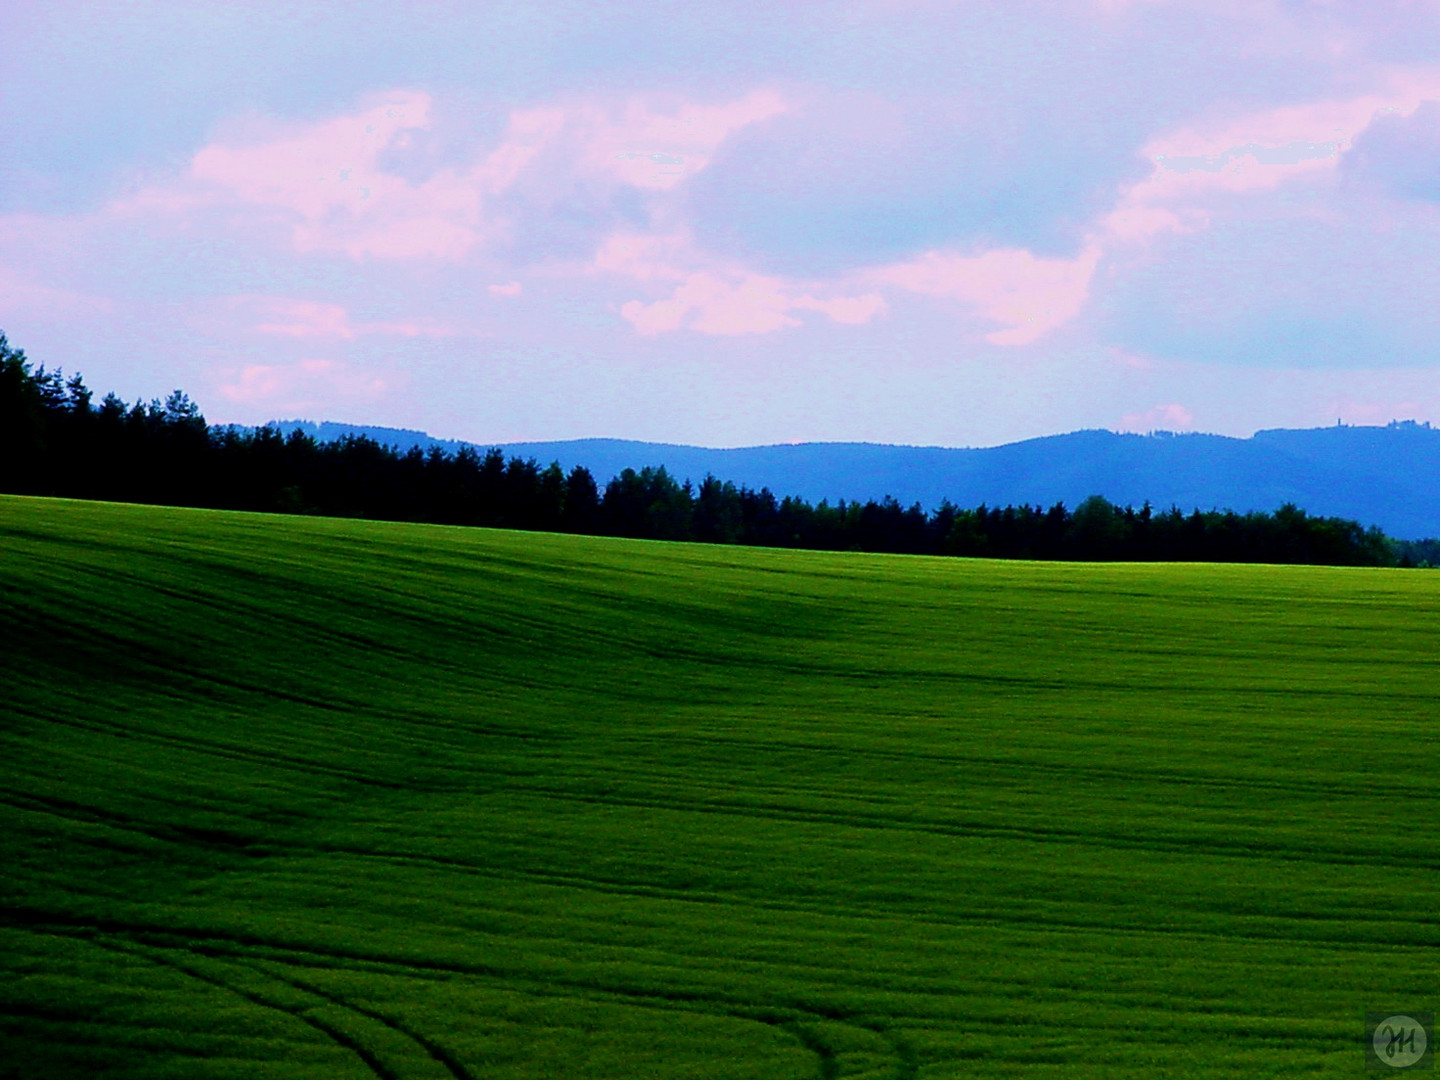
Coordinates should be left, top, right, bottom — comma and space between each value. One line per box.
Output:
0, 332, 1419, 566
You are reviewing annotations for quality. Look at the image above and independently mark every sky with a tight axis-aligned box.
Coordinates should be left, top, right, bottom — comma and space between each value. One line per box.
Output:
5, 1, 1440, 448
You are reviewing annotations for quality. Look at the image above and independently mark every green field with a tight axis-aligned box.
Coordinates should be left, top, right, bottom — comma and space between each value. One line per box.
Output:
2, 495, 1436, 1078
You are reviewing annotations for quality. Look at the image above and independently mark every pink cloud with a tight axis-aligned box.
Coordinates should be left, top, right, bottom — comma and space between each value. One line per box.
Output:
686, 274, 802, 336
959, 71, 1440, 343
588, 91, 788, 191
793, 292, 888, 325
595, 82, 1440, 349
597, 229, 885, 337
254, 299, 356, 339
1107, 346, 1161, 371
619, 274, 886, 336
174, 91, 491, 260
242, 296, 451, 340
0, 263, 117, 318
591, 231, 691, 281
1099, 204, 1197, 245
622, 273, 799, 336
619, 296, 691, 335
488, 281, 523, 297
1100, 72, 1440, 248
217, 358, 390, 413
191, 95, 432, 219
117, 88, 789, 265
873, 245, 1101, 345
365, 321, 453, 339
480, 106, 568, 194
1118, 403, 1195, 433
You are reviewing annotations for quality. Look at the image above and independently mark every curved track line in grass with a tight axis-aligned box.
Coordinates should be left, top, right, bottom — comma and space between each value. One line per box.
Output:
5, 591, 573, 727
17, 918, 889, 1080
16, 765, 1435, 892
23, 542, 1432, 708
16, 735, 1419, 896
7, 784, 1431, 959
251, 962, 475, 1080
12, 869, 1416, 970
40, 930, 400, 1080
280, 842, 1433, 950
884, 1028, 920, 1080
5, 567, 641, 702
493, 782, 1440, 871
782, 1022, 839, 1080
838, 1019, 918, 1080
4, 914, 1342, 1076
598, 729, 1440, 803
11, 777, 1427, 953
7, 693, 564, 794
1, 921, 1231, 1074
24, 916, 1333, 1064
4, 706, 457, 793
0, 791, 275, 860
6, 651, 553, 748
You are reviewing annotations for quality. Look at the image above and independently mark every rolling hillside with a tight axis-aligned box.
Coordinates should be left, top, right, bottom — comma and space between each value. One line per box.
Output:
2, 496, 1438, 1078
277, 420, 1440, 538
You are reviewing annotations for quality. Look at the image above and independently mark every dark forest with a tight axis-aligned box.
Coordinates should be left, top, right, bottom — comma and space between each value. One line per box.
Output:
2, 333, 1420, 566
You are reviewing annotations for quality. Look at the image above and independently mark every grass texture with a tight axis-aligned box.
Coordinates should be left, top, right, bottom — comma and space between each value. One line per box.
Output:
1, 495, 1437, 1078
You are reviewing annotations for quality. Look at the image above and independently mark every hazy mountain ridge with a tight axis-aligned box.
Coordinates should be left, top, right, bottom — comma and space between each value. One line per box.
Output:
272, 419, 1440, 539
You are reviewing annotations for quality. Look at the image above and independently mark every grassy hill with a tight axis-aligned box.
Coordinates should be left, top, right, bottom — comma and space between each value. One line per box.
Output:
2, 495, 1437, 1078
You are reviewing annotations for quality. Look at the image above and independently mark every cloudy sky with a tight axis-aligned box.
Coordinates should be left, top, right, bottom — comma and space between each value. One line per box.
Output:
5, 1, 1440, 447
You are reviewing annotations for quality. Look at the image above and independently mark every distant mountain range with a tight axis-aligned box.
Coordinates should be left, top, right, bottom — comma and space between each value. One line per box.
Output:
271, 420, 1440, 539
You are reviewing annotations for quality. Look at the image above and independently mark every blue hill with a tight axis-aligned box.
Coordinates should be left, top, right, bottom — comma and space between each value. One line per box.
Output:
271, 420, 1440, 539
